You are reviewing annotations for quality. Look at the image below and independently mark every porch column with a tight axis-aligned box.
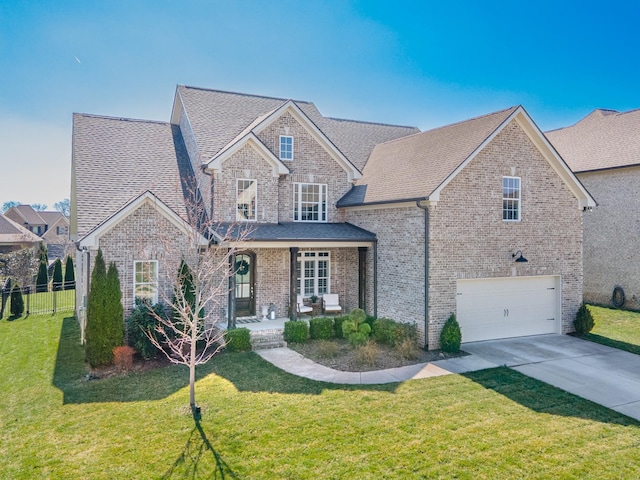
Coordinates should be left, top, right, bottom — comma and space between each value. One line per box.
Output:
358, 247, 367, 311
228, 251, 236, 329
289, 247, 299, 320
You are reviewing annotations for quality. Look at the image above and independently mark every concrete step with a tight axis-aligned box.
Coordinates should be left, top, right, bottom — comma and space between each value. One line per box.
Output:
250, 330, 287, 350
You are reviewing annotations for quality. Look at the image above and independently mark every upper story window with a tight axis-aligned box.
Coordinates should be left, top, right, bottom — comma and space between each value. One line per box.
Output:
236, 179, 257, 221
280, 135, 293, 161
502, 176, 521, 221
134, 260, 158, 305
294, 183, 327, 222
56, 225, 68, 235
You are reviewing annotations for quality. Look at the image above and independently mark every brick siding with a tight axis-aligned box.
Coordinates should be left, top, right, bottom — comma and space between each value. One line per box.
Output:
577, 166, 640, 308
347, 120, 584, 349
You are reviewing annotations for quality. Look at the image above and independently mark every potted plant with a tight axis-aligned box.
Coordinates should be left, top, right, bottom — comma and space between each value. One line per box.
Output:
310, 295, 319, 304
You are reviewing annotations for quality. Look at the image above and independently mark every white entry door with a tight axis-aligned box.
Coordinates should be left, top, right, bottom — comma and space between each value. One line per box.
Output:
456, 276, 560, 343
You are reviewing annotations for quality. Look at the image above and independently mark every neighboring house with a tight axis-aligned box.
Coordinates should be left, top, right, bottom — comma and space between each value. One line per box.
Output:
546, 108, 640, 308
4, 205, 70, 261
72, 85, 595, 348
0, 213, 42, 254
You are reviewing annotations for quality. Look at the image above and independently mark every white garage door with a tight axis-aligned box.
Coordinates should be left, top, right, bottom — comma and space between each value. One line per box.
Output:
456, 276, 560, 343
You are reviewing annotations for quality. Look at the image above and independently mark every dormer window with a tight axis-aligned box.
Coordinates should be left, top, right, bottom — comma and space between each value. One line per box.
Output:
280, 135, 293, 161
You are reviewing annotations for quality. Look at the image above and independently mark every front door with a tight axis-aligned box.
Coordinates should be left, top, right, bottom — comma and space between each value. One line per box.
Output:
235, 252, 255, 317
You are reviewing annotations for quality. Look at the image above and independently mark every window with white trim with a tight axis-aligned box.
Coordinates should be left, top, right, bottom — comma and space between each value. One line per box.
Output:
134, 260, 158, 304
236, 179, 257, 221
293, 183, 327, 222
502, 176, 521, 221
296, 251, 329, 297
279, 135, 293, 160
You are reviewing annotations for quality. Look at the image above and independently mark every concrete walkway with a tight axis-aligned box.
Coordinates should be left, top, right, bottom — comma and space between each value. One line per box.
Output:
256, 334, 640, 421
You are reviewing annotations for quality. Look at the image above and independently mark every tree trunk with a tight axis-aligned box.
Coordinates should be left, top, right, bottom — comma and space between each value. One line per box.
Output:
189, 341, 196, 408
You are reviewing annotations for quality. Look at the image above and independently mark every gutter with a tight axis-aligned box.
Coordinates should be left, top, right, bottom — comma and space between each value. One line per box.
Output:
416, 201, 429, 349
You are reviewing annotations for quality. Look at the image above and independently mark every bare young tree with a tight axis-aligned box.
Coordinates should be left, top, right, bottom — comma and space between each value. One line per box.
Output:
140, 183, 250, 415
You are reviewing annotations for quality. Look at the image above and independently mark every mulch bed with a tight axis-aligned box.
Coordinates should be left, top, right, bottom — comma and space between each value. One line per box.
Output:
288, 338, 467, 372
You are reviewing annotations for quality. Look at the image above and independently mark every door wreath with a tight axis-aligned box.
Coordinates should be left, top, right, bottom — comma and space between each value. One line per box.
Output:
235, 259, 250, 276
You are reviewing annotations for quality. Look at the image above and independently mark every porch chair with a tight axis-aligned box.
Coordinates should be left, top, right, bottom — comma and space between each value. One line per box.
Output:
297, 295, 313, 316
322, 294, 342, 315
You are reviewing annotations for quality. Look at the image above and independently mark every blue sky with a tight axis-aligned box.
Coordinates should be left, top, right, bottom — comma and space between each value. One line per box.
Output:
1, 0, 639, 209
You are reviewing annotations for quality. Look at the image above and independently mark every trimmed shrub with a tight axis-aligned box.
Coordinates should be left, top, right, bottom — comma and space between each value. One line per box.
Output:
394, 322, 417, 344
126, 299, 163, 359
309, 317, 334, 340
574, 303, 595, 334
113, 345, 135, 372
372, 317, 396, 345
64, 255, 75, 290
342, 308, 371, 346
365, 314, 377, 330
440, 313, 462, 353
372, 318, 417, 346
224, 328, 252, 352
333, 315, 348, 337
10, 284, 24, 317
283, 320, 309, 343
52, 258, 63, 291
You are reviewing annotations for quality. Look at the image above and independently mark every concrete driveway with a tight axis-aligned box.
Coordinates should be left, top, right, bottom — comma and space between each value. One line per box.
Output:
462, 334, 640, 421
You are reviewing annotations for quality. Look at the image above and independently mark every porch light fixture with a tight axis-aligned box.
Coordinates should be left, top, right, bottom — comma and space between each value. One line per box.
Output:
512, 250, 528, 263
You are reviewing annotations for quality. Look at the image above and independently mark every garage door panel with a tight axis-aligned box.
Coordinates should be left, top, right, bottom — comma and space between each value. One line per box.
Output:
456, 276, 560, 343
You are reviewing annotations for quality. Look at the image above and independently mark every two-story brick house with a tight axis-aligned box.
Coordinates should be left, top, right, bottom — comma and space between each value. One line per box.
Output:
72, 85, 594, 348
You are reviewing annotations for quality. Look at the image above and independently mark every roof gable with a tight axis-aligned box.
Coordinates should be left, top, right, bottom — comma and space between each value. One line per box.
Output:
203, 99, 362, 182
78, 190, 207, 249
205, 132, 290, 176
344, 106, 595, 209
72, 114, 192, 238
546, 108, 640, 172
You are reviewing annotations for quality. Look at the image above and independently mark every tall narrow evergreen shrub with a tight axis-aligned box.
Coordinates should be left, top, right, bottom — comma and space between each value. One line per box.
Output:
64, 255, 75, 290
10, 284, 24, 317
52, 258, 63, 291
105, 261, 124, 352
36, 261, 48, 293
85, 249, 108, 367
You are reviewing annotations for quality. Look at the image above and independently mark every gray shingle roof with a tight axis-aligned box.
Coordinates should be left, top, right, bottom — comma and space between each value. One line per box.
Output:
72, 114, 193, 238
546, 109, 640, 172
38, 211, 67, 225
0, 214, 41, 244
176, 85, 419, 170
10, 205, 46, 225
348, 106, 519, 205
211, 222, 376, 242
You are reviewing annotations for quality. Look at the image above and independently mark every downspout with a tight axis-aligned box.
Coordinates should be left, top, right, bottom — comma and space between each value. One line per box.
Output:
75, 242, 90, 345
373, 241, 378, 319
416, 201, 429, 349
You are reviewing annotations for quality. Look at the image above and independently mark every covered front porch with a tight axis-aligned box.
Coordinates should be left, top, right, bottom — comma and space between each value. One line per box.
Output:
212, 222, 376, 331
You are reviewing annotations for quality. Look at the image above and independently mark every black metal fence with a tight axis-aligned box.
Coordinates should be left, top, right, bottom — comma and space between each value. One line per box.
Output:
0, 279, 76, 318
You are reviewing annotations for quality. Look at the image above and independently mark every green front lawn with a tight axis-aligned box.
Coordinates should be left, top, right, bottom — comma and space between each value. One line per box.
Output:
2, 313, 640, 479
580, 305, 640, 355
